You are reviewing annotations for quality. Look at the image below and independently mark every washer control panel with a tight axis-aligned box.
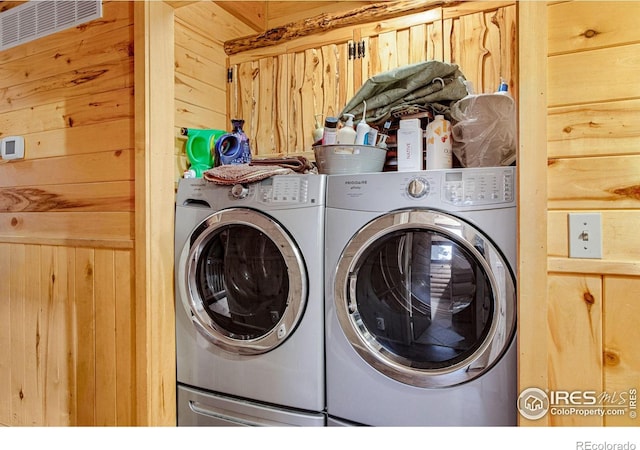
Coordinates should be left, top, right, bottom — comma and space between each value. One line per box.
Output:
441, 168, 514, 206
256, 176, 309, 204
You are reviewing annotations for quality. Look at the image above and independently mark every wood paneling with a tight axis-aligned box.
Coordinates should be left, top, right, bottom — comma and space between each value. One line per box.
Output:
135, 1, 177, 426
0, 0, 136, 426
548, 44, 640, 108
547, 99, 640, 159
548, 155, 640, 210
547, 273, 603, 426
174, 4, 233, 182
548, 210, 640, 262
532, 1, 640, 427
0, 243, 134, 426
517, 1, 549, 427
603, 276, 640, 426
548, 1, 640, 55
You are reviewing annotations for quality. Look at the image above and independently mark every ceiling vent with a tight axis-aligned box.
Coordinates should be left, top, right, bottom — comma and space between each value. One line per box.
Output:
0, 1, 102, 51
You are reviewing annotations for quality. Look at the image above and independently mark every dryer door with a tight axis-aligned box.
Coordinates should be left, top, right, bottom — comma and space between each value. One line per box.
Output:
334, 209, 515, 387
178, 208, 307, 355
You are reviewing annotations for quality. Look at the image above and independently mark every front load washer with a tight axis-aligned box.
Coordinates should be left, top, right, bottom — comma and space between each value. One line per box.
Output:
175, 174, 326, 426
325, 166, 517, 426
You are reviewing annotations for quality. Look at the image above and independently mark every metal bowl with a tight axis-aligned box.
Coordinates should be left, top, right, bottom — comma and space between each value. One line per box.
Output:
313, 144, 387, 175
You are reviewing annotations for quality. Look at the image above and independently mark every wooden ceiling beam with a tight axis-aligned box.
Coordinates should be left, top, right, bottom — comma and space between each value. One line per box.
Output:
224, 0, 451, 55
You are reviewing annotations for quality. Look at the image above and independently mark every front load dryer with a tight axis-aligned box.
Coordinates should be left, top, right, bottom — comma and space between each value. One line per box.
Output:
175, 174, 326, 426
325, 167, 517, 426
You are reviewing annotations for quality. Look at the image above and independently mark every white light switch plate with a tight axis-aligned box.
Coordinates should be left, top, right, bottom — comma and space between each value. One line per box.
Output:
568, 213, 602, 259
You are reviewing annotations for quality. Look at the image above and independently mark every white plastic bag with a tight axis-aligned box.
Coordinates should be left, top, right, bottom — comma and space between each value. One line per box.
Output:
450, 93, 516, 167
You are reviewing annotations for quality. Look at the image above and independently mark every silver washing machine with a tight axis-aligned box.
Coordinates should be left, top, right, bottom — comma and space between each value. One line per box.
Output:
175, 174, 326, 426
324, 167, 517, 426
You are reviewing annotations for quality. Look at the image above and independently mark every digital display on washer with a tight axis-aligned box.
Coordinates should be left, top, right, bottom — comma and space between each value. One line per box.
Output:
445, 172, 462, 182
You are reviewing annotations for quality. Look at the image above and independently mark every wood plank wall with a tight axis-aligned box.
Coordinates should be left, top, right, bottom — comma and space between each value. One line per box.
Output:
0, 1, 135, 426
173, 1, 255, 184
544, 1, 640, 426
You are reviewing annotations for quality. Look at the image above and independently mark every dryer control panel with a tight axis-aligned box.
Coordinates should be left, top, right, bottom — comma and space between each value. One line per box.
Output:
441, 168, 514, 206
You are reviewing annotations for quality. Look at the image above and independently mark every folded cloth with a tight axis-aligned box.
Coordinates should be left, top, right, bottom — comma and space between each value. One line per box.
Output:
203, 164, 294, 185
250, 156, 316, 173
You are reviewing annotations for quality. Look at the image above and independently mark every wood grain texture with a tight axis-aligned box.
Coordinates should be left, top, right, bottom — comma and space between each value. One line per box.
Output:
517, 0, 549, 427
548, 99, 640, 159
548, 155, 640, 210
603, 276, 640, 426
0, 244, 134, 426
547, 274, 603, 426
543, 1, 640, 428
548, 43, 640, 108
0, 182, 134, 213
0, 0, 136, 428
548, 1, 640, 56
134, 1, 177, 426
445, 4, 517, 96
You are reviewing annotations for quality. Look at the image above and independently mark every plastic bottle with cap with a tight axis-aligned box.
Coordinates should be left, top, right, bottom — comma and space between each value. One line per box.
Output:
355, 101, 371, 145
322, 117, 339, 145
312, 114, 324, 143
426, 115, 452, 170
337, 114, 357, 145
497, 78, 511, 96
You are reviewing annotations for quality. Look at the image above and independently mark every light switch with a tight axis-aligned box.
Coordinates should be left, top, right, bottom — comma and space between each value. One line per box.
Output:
568, 213, 602, 259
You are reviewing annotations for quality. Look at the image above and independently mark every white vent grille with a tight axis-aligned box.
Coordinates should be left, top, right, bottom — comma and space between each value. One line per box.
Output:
0, 1, 102, 51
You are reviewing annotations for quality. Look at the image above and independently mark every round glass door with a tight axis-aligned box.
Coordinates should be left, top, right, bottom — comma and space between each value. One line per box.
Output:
334, 209, 515, 387
179, 208, 307, 355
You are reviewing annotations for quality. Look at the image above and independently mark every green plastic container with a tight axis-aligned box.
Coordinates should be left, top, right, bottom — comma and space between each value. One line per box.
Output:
181, 127, 226, 177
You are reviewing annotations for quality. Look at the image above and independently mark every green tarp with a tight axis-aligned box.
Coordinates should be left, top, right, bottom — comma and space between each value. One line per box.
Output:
340, 60, 469, 127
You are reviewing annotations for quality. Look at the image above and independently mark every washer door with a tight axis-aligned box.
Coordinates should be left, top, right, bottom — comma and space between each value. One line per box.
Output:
334, 209, 516, 387
179, 208, 307, 355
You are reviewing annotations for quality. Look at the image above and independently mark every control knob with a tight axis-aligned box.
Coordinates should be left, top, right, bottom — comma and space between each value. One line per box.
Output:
407, 177, 430, 198
231, 184, 249, 199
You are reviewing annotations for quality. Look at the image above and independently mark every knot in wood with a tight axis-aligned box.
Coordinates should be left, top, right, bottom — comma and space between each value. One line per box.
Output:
604, 350, 620, 367
10, 217, 18, 227
583, 291, 595, 305
583, 29, 599, 39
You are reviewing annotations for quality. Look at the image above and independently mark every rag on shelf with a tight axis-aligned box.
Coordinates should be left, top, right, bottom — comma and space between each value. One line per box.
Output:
250, 156, 316, 173
203, 164, 294, 185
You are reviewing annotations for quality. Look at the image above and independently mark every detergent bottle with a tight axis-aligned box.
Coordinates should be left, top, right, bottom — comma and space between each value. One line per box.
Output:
216, 119, 252, 165
181, 127, 226, 177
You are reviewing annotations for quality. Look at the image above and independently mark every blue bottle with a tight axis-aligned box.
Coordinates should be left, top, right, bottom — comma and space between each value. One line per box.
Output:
216, 119, 252, 165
